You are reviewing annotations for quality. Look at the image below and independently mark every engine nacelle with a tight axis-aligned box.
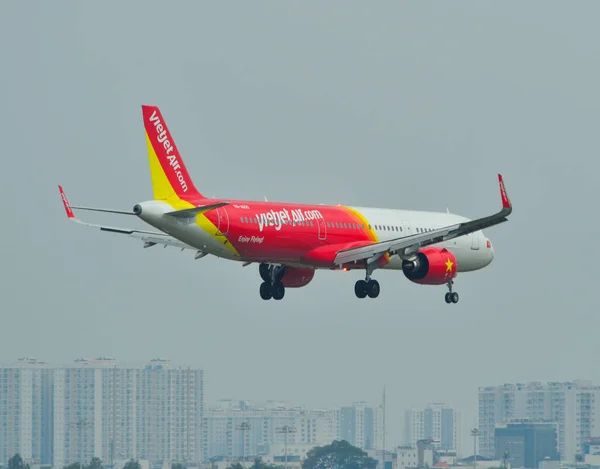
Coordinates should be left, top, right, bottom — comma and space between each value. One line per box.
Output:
281, 267, 315, 288
402, 247, 457, 285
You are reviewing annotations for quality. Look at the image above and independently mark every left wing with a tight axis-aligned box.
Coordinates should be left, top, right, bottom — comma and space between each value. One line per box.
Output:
58, 185, 196, 251
334, 174, 512, 266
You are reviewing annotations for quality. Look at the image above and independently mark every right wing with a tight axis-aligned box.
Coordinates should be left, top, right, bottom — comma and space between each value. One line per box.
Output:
334, 174, 512, 266
58, 185, 196, 251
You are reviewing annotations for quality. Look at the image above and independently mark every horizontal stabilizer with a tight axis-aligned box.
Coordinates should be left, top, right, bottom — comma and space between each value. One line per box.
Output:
59, 185, 134, 216
58, 185, 196, 250
164, 202, 229, 218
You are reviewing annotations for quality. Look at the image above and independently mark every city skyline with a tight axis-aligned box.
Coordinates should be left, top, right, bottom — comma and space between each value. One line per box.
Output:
0, 356, 469, 467
5, 357, 599, 466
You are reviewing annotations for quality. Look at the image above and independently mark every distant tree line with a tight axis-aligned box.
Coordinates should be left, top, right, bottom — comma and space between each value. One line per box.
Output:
8, 440, 376, 469
225, 440, 377, 469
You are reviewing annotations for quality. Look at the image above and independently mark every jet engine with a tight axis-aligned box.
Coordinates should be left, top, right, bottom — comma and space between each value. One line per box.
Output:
402, 247, 457, 285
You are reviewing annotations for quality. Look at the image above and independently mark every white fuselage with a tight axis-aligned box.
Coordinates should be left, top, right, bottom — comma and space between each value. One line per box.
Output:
355, 206, 494, 272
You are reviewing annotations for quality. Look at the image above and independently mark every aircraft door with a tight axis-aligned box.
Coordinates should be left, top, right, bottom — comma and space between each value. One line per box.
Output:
402, 221, 412, 236
471, 232, 480, 250
317, 215, 327, 240
216, 207, 230, 235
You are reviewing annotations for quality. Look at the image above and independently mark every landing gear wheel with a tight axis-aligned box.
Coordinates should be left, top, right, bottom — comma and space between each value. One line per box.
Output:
445, 280, 459, 304
354, 280, 368, 299
272, 282, 285, 300
259, 282, 272, 300
366, 279, 380, 298
259, 263, 270, 282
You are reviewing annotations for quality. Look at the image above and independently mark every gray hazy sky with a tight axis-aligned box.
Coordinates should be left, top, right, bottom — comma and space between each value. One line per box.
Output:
1, 0, 600, 451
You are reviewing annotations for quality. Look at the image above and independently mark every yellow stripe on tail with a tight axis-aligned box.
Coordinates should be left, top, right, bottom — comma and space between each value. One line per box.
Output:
146, 133, 177, 200
141, 105, 203, 202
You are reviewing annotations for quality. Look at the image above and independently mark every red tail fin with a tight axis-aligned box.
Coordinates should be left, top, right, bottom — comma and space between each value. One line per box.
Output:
142, 105, 203, 201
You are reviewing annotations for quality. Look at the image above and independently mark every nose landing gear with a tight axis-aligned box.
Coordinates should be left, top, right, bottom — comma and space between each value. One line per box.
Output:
445, 280, 459, 304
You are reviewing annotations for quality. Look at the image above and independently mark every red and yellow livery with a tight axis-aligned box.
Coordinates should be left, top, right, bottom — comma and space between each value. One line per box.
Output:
59, 105, 512, 304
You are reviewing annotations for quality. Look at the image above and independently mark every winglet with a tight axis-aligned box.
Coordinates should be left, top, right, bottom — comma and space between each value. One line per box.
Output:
58, 185, 75, 219
498, 174, 511, 210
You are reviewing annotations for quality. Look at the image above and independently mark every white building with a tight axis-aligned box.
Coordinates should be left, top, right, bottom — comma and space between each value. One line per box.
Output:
0, 358, 53, 465
134, 359, 204, 463
203, 401, 339, 460
478, 380, 600, 462
263, 443, 314, 469
52, 357, 136, 468
404, 403, 462, 454
395, 445, 433, 469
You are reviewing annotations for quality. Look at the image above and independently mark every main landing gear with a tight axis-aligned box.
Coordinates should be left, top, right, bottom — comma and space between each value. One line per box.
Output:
259, 263, 286, 300
354, 279, 380, 299
354, 256, 381, 299
445, 280, 459, 304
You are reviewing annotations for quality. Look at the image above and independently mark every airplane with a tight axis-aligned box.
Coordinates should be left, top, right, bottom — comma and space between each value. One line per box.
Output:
58, 105, 512, 303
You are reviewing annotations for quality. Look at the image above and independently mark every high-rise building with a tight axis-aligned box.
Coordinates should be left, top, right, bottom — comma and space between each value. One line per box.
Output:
135, 359, 204, 463
404, 403, 462, 454
478, 381, 600, 462
52, 357, 137, 469
494, 421, 560, 468
339, 402, 383, 450
0, 358, 53, 465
